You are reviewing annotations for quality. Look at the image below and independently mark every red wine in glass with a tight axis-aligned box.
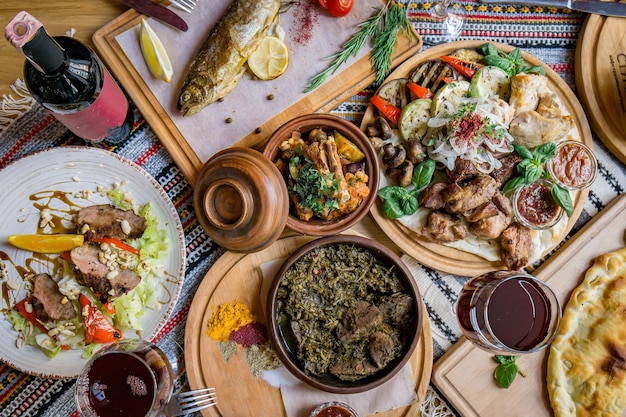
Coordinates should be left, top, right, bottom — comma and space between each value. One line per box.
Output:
456, 271, 562, 354
75, 339, 174, 417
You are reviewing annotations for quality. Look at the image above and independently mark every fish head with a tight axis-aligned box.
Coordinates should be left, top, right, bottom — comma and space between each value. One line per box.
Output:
178, 77, 214, 117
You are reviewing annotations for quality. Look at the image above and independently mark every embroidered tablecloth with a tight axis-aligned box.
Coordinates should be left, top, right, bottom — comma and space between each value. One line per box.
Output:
1, 2, 625, 417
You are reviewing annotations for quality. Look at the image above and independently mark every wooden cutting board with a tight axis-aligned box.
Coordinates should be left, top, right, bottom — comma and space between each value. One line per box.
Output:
93, 3, 422, 185
431, 193, 626, 417
184, 234, 433, 417
575, 14, 626, 164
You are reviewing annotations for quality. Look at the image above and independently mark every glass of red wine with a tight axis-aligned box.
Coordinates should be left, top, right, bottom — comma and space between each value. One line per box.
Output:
75, 339, 175, 417
455, 271, 562, 354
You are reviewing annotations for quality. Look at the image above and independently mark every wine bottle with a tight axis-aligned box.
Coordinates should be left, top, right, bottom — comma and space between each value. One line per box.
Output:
4, 11, 133, 144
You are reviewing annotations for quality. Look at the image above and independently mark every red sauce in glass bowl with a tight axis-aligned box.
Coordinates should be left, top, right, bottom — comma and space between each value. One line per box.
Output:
310, 402, 358, 417
513, 179, 563, 230
548, 141, 597, 190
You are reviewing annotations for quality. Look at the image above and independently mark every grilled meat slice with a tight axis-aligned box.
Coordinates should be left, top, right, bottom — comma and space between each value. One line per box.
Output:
444, 175, 499, 214
491, 153, 522, 188
500, 222, 532, 270
422, 211, 466, 243
70, 242, 141, 299
77, 204, 146, 240
469, 211, 512, 240
418, 182, 448, 211
447, 158, 480, 184
32, 273, 76, 321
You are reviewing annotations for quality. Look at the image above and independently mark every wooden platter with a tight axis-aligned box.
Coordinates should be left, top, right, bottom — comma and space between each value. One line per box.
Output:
575, 14, 626, 165
361, 40, 593, 276
92, 3, 422, 185
184, 234, 433, 417
431, 193, 626, 417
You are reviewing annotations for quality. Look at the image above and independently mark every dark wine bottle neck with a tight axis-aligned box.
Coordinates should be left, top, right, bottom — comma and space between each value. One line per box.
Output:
22, 27, 66, 74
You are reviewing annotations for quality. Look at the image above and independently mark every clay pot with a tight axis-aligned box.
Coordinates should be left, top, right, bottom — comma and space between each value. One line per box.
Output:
263, 113, 379, 236
193, 147, 289, 252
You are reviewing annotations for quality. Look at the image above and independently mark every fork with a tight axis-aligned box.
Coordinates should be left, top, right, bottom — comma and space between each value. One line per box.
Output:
168, 0, 197, 13
163, 387, 217, 416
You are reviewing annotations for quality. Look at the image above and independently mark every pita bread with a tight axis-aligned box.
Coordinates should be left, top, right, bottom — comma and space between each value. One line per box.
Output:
547, 247, 626, 417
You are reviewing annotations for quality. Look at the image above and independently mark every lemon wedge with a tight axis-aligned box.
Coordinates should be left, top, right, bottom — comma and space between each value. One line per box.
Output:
139, 18, 173, 83
8, 234, 84, 254
247, 36, 289, 81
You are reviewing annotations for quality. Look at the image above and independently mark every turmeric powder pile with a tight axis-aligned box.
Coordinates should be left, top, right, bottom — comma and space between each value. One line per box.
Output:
206, 301, 255, 342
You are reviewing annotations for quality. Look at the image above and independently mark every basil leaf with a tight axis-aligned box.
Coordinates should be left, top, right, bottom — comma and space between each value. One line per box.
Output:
512, 143, 533, 160
412, 159, 436, 190
377, 186, 419, 219
523, 162, 543, 184
508, 48, 524, 66
533, 142, 557, 164
478, 43, 500, 57
502, 176, 525, 194
521, 65, 546, 75
552, 184, 574, 217
493, 355, 518, 389
483, 55, 515, 75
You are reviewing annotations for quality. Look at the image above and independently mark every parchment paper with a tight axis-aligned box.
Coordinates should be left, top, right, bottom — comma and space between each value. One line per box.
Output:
114, 0, 384, 162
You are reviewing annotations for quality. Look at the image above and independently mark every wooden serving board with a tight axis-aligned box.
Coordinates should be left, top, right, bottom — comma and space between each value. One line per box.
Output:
431, 193, 626, 417
93, 3, 422, 185
361, 40, 593, 277
575, 14, 626, 165
184, 234, 434, 417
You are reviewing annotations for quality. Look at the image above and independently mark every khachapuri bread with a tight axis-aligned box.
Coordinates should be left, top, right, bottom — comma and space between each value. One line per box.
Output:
547, 247, 626, 417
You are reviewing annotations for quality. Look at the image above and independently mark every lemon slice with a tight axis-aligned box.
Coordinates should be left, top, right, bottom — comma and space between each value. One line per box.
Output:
139, 18, 173, 83
247, 36, 289, 81
8, 234, 84, 253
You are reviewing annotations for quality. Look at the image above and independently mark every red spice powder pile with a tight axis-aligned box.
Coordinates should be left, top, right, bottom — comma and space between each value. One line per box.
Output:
290, 0, 320, 46
229, 322, 269, 348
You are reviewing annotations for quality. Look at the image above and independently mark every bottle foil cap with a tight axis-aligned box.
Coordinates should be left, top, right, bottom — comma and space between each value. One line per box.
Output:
5, 11, 43, 51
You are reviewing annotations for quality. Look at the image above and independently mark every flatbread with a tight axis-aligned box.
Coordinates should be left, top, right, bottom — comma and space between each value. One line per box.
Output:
547, 247, 626, 417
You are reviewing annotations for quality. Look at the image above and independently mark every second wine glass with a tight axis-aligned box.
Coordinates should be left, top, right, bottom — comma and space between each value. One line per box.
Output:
407, 0, 465, 44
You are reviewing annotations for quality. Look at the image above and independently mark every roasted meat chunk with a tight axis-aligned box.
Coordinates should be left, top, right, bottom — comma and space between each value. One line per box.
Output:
443, 175, 498, 214
76, 204, 147, 240
418, 182, 448, 211
500, 222, 532, 270
329, 357, 378, 381
70, 242, 141, 299
32, 273, 76, 321
422, 211, 467, 243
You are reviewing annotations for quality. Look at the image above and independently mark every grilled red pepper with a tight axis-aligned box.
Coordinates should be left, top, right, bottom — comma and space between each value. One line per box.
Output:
439, 55, 483, 79
407, 81, 434, 99
79, 294, 122, 344
14, 297, 48, 333
370, 95, 402, 125
87, 236, 141, 256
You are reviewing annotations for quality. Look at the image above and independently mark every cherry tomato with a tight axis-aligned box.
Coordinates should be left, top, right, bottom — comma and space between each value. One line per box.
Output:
326, 0, 353, 17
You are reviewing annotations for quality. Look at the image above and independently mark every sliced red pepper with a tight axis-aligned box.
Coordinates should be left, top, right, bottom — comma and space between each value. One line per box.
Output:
102, 300, 116, 316
87, 236, 141, 256
59, 251, 71, 262
407, 81, 434, 99
439, 55, 483, 79
370, 95, 402, 126
79, 294, 122, 344
14, 297, 48, 333
440, 76, 457, 84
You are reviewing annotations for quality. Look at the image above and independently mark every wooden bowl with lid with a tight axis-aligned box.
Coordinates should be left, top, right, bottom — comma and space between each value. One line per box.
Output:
263, 113, 379, 236
193, 147, 289, 253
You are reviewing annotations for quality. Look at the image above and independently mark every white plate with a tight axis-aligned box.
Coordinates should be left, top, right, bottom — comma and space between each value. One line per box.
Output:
0, 147, 186, 379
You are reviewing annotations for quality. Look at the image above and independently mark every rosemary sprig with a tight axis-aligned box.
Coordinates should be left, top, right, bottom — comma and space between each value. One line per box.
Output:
303, 2, 413, 93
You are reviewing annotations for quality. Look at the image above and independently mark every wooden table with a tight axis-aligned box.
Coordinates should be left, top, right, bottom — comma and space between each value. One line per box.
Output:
0, 0, 127, 98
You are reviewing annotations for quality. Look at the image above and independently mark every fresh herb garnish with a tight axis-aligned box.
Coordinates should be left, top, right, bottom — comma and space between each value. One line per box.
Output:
304, 1, 413, 92
377, 159, 435, 219
478, 43, 546, 77
288, 159, 339, 215
502, 143, 574, 217
493, 355, 525, 388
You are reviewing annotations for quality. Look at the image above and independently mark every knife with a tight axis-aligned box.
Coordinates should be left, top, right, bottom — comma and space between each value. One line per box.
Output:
479, 0, 626, 17
120, 0, 189, 31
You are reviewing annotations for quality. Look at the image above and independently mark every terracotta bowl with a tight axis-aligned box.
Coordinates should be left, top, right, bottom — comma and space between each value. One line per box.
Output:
193, 147, 289, 253
266, 235, 422, 394
262, 114, 379, 236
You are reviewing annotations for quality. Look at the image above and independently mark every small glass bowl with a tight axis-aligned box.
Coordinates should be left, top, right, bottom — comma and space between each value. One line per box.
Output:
512, 178, 563, 230
309, 401, 359, 417
547, 140, 597, 191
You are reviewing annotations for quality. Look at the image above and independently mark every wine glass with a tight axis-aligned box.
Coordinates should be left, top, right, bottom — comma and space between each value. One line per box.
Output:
75, 339, 175, 417
406, 0, 465, 44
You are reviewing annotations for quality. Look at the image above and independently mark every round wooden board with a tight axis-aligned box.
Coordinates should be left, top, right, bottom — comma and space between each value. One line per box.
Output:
184, 235, 434, 417
362, 40, 592, 276
575, 14, 626, 165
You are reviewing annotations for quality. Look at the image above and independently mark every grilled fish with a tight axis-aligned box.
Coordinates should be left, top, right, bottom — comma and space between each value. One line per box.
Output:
177, 0, 281, 116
